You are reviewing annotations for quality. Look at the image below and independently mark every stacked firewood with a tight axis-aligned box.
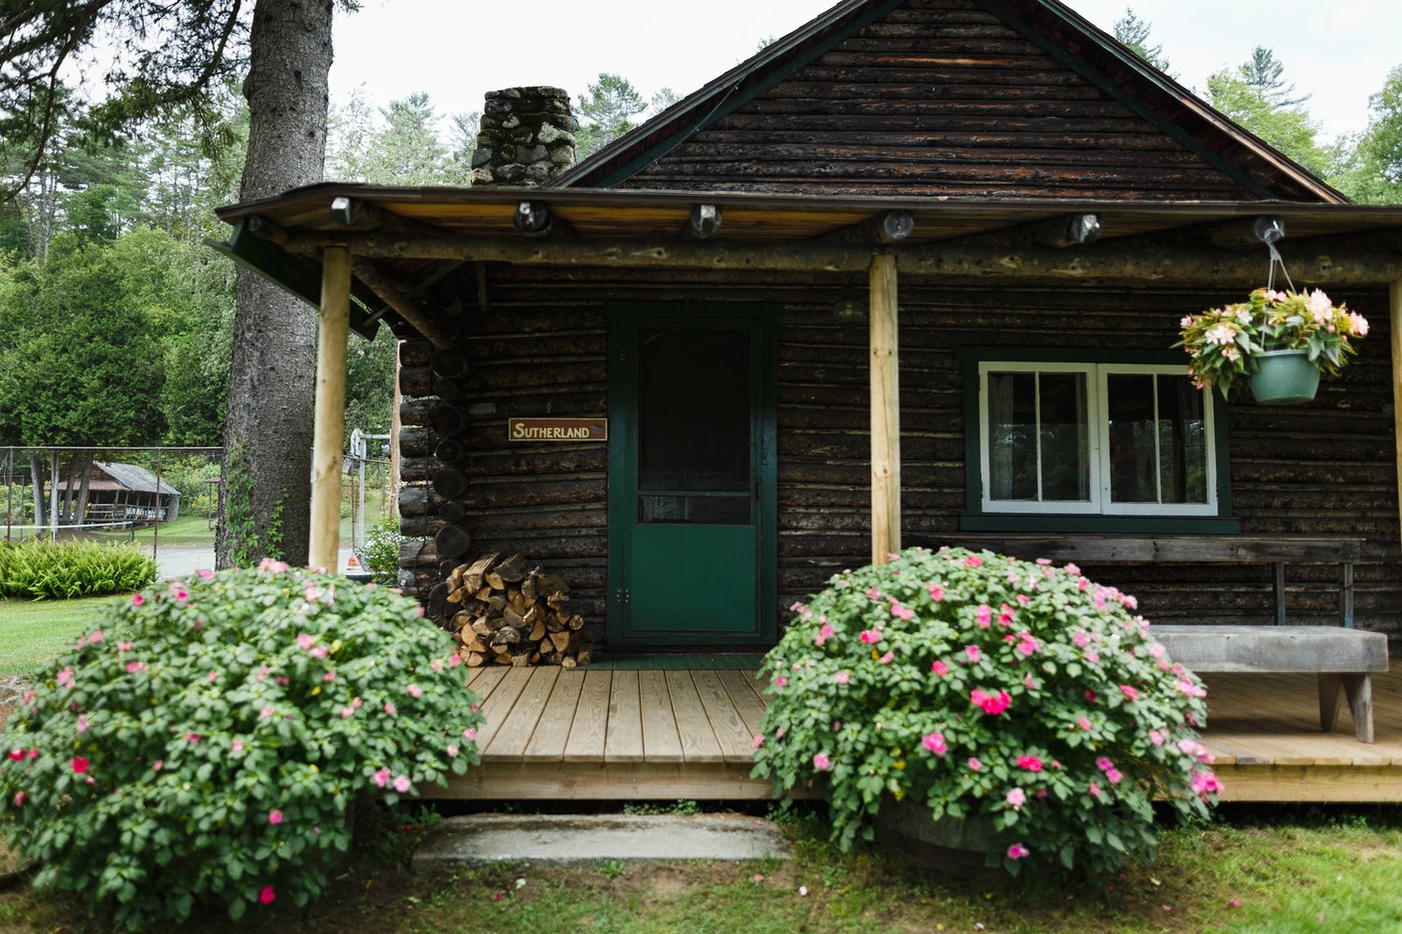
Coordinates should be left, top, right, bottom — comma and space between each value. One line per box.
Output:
445, 552, 591, 668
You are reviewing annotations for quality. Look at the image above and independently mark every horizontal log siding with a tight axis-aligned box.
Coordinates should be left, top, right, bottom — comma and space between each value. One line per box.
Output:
433, 267, 1400, 649
620, 0, 1254, 200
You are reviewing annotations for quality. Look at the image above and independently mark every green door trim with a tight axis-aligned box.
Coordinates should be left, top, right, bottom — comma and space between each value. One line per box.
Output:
607, 303, 779, 648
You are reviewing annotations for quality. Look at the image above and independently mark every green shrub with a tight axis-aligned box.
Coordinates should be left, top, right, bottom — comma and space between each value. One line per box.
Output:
0, 539, 157, 599
752, 546, 1219, 876
362, 516, 404, 586
0, 562, 484, 929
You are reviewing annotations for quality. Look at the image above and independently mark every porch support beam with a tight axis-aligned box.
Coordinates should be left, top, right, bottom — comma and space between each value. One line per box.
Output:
309, 246, 352, 572
1392, 278, 1402, 559
285, 233, 1402, 285
869, 253, 901, 566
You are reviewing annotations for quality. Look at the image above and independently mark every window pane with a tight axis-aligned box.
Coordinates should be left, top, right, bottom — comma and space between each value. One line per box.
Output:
1106, 374, 1159, 503
1157, 376, 1209, 504
1039, 373, 1090, 501
638, 328, 751, 493
987, 372, 1037, 500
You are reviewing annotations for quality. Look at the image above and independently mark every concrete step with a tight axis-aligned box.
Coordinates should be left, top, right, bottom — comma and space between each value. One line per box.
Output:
412, 813, 793, 868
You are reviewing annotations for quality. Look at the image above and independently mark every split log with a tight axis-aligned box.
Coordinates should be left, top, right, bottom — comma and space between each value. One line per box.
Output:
437, 553, 588, 669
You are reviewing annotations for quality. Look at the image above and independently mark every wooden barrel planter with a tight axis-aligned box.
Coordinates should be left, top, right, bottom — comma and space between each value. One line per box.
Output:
873, 795, 998, 873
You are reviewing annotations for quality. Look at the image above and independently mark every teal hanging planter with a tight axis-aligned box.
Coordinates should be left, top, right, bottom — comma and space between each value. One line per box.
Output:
1251, 349, 1319, 405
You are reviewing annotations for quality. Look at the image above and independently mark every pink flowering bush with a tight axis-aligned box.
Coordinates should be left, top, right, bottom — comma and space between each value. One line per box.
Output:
1177, 287, 1367, 396
752, 547, 1219, 876
0, 564, 483, 929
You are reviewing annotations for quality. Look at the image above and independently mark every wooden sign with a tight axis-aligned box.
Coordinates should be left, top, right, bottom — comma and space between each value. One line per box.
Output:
508, 417, 608, 442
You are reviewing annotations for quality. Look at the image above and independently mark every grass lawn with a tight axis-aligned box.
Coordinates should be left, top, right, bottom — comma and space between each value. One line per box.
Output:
0, 597, 108, 677
0, 804, 1399, 932
87, 514, 214, 548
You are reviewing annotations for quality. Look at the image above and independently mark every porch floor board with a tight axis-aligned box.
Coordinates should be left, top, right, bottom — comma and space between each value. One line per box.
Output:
436, 666, 1402, 802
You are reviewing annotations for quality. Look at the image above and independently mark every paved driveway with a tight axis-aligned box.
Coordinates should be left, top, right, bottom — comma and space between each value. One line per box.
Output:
151, 546, 354, 580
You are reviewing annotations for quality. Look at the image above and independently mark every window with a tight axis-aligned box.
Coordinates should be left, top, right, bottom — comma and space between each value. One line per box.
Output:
975, 360, 1220, 519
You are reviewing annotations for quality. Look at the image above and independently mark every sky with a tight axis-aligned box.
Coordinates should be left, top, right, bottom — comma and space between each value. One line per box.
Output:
328, 0, 1402, 144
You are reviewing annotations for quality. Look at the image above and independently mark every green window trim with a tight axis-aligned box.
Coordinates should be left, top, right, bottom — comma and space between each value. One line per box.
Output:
957, 347, 1235, 534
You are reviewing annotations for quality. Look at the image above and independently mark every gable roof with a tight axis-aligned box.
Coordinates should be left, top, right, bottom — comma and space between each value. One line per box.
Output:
554, 0, 1342, 203
94, 462, 180, 497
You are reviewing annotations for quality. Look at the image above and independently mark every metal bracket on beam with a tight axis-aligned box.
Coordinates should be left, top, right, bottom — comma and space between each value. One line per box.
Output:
514, 201, 553, 237
1034, 213, 1101, 248
689, 204, 722, 239
824, 210, 915, 244
1202, 215, 1286, 250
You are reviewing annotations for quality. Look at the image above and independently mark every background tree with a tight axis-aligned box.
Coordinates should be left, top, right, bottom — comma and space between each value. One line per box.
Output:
1206, 48, 1330, 176
1331, 66, 1402, 203
1113, 8, 1172, 75
575, 73, 647, 158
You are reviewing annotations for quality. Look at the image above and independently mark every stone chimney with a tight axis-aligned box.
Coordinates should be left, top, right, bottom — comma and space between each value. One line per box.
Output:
471, 87, 578, 186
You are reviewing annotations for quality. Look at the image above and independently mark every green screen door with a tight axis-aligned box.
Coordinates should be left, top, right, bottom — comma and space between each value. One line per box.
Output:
608, 307, 776, 647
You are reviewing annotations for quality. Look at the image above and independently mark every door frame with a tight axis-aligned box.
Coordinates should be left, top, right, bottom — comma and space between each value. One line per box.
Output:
606, 302, 779, 648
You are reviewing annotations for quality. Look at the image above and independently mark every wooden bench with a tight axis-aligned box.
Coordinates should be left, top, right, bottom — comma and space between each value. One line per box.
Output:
1152, 625, 1388, 742
953, 535, 1365, 627
944, 534, 1384, 742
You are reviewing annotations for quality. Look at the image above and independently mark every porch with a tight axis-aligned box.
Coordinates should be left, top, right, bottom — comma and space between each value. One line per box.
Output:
434, 663, 1402, 804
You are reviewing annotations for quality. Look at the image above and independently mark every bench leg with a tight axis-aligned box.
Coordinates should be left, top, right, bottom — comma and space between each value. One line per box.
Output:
1318, 673, 1374, 743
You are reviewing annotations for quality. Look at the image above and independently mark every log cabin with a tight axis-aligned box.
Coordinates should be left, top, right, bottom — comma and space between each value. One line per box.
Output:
212, 0, 1402, 801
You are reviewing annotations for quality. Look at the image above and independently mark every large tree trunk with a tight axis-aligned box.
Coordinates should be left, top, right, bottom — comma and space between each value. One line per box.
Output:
216, 0, 334, 569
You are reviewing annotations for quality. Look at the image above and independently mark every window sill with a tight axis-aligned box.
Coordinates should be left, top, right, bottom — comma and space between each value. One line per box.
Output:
959, 514, 1241, 535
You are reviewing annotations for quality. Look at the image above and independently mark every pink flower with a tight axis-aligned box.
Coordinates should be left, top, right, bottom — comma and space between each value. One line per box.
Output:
407, 684, 423, 698
324, 671, 336, 682
297, 634, 315, 650
232, 739, 244, 754
1073, 632, 1089, 648
971, 689, 1011, 715
260, 885, 276, 905
1064, 563, 1080, 576
1149, 729, 1165, 746
1176, 678, 1207, 698
975, 604, 992, 629
6, 749, 22, 762
88, 630, 103, 644
276, 676, 290, 686
1085, 690, 1098, 703
1119, 685, 1139, 701
1077, 716, 1093, 731
812, 753, 832, 771
374, 767, 390, 787
865, 587, 881, 600
76, 715, 89, 734
753, 734, 764, 749
773, 676, 788, 688
1089, 781, 1102, 798
56, 667, 75, 688
310, 646, 328, 659
878, 652, 894, 665
463, 728, 476, 741
964, 555, 983, 568
447, 743, 459, 758
117, 641, 132, 652
71, 757, 89, 774
1016, 755, 1043, 772
260, 706, 275, 719
13, 792, 25, 807
341, 706, 355, 719
1006, 787, 1026, 810
394, 775, 411, 793
304, 585, 322, 603
1106, 769, 1124, 784
131, 593, 145, 606
197, 568, 215, 580
126, 661, 146, 674
152, 760, 163, 772
1016, 633, 1039, 657
815, 624, 836, 646
1228, 898, 1243, 908
964, 645, 981, 663
1096, 757, 1114, 771
834, 671, 850, 685
1007, 843, 1030, 860
207, 670, 219, 683
1035, 558, 1051, 565
449, 653, 461, 668
384, 702, 397, 715
930, 660, 950, 676
859, 629, 882, 644
922, 732, 948, 756
968, 757, 982, 771
927, 583, 944, 602
1016, 594, 1030, 607
890, 601, 914, 621
269, 809, 284, 825
186, 733, 201, 744
1079, 578, 1091, 592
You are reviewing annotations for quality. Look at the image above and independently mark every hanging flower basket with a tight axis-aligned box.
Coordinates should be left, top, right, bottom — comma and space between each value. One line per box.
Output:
1176, 288, 1369, 403
1250, 349, 1321, 405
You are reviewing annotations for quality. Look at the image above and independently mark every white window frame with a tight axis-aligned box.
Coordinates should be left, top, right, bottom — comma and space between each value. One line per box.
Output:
978, 361, 1218, 517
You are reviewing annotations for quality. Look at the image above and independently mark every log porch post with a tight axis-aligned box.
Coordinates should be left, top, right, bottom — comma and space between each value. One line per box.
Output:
1392, 278, 1402, 557
309, 246, 351, 571
869, 253, 901, 566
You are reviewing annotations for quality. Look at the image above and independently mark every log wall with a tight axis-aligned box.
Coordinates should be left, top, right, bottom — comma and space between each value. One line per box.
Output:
401, 266, 1401, 650
620, 0, 1256, 200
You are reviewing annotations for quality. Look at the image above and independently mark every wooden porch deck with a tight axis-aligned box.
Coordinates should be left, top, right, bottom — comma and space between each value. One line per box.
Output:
437, 665, 1402, 803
